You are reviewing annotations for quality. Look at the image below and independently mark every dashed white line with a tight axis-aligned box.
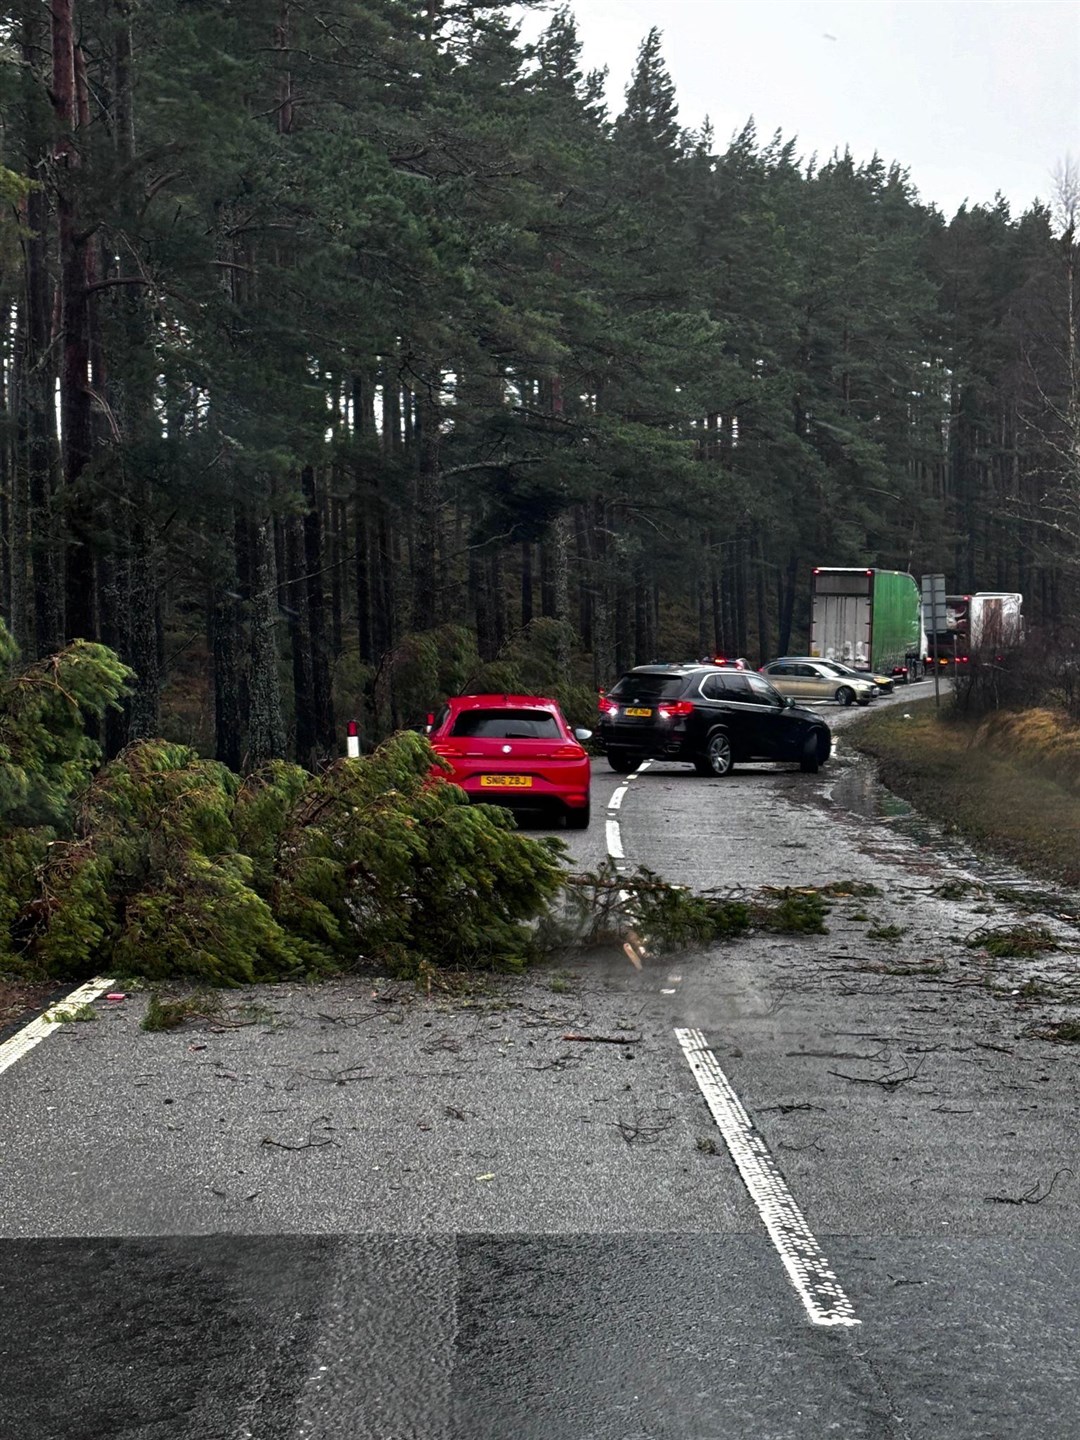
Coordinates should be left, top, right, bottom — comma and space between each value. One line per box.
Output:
0, 977, 116, 1078
603, 765, 855, 1324
675, 1026, 860, 1328
604, 759, 651, 870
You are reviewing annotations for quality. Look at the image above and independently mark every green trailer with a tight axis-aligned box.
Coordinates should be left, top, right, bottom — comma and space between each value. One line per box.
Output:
810, 568, 923, 679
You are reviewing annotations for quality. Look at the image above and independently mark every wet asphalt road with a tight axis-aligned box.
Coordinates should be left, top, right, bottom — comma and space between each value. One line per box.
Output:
2, 681, 1079, 1438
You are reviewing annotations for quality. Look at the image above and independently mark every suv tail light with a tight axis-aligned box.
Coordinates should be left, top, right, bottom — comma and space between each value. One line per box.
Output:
598, 695, 618, 715
658, 700, 694, 719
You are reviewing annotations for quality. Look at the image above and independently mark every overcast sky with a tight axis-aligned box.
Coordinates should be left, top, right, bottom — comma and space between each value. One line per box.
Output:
514, 1, 1078, 221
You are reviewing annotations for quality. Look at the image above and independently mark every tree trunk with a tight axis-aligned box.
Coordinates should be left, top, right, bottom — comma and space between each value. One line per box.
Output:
551, 510, 573, 683
286, 514, 315, 766
302, 464, 336, 762
212, 548, 245, 772
248, 508, 287, 765
109, 1, 162, 741
22, 6, 62, 655
520, 541, 533, 627
53, 0, 96, 640
412, 383, 441, 632
777, 551, 796, 657
755, 538, 770, 666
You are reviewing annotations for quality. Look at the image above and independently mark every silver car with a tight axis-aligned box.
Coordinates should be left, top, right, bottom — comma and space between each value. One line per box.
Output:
760, 659, 877, 707
779, 655, 896, 695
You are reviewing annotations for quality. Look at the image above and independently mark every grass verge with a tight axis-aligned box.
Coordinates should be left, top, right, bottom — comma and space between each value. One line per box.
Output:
848, 700, 1080, 888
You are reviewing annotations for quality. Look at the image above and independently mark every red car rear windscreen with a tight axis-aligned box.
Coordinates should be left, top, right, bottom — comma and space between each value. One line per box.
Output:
449, 709, 562, 739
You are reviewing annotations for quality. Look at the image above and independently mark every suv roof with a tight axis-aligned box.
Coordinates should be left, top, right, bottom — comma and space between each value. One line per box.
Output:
623, 663, 719, 676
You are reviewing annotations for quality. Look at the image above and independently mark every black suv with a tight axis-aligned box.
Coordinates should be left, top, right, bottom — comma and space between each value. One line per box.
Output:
597, 665, 832, 776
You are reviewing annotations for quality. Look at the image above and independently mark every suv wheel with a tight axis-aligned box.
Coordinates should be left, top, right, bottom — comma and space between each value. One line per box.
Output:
695, 729, 734, 777
799, 735, 821, 773
607, 749, 636, 774
836, 685, 855, 706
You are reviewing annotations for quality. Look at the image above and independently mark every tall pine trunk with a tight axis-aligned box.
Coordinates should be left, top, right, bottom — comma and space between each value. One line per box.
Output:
52, 0, 96, 640
302, 464, 336, 763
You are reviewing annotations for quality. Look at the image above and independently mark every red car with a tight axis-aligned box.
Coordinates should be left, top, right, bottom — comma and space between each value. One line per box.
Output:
428, 694, 592, 829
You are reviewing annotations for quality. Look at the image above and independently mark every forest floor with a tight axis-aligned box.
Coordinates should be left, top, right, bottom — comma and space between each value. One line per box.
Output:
847, 695, 1080, 888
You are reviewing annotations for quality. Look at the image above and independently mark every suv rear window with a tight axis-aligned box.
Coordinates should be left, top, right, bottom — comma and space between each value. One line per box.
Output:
450, 708, 561, 739
609, 674, 687, 700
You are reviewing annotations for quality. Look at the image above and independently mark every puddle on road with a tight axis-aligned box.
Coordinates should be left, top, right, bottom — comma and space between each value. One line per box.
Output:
823, 748, 1080, 923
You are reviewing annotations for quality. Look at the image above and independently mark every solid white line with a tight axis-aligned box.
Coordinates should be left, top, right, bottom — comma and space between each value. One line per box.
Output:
0, 977, 116, 1078
675, 1026, 860, 1328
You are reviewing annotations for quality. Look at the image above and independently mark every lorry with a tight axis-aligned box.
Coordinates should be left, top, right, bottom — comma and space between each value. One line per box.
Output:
810, 567, 924, 680
923, 592, 1023, 669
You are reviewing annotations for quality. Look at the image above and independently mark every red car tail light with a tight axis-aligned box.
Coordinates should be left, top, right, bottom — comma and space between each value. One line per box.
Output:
658, 700, 694, 719
552, 744, 586, 758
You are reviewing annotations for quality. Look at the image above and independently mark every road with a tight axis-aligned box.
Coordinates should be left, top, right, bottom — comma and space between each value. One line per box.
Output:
1, 681, 1078, 1439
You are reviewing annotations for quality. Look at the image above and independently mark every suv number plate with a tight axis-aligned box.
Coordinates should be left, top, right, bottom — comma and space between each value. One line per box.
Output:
624, 707, 652, 717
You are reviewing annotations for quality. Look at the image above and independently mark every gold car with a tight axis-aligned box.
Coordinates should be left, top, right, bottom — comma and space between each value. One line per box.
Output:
760, 659, 876, 707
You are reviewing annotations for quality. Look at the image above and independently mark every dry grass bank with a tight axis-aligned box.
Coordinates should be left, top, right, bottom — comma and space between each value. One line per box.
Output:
848, 699, 1080, 887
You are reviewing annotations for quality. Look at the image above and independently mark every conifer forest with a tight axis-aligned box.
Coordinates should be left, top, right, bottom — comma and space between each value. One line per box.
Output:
1, 1, 1078, 766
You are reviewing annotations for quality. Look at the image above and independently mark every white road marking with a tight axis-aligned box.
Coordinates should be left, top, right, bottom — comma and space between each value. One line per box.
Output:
675, 1026, 860, 1328
0, 977, 116, 1078
606, 760, 652, 965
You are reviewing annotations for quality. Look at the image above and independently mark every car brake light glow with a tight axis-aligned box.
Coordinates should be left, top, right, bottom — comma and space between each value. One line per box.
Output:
598, 696, 618, 715
658, 700, 695, 718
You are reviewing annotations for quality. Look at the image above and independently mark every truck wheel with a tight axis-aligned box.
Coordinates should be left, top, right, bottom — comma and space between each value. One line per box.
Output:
694, 730, 734, 777
836, 686, 855, 707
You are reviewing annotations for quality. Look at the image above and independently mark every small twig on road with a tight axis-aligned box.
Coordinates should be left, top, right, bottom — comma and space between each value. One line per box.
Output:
974, 1040, 1014, 1055
986, 1168, 1072, 1205
261, 1118, 338, 1152
613, 1111, 674, 1144
563, 1032, 641, 1044
759, 1101, 825, 1114
316, 1010, 382, 1025
829, 1055, 926, 1091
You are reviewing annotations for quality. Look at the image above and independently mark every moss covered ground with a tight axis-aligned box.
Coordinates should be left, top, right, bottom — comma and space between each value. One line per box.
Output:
848, 699, 1080, 888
